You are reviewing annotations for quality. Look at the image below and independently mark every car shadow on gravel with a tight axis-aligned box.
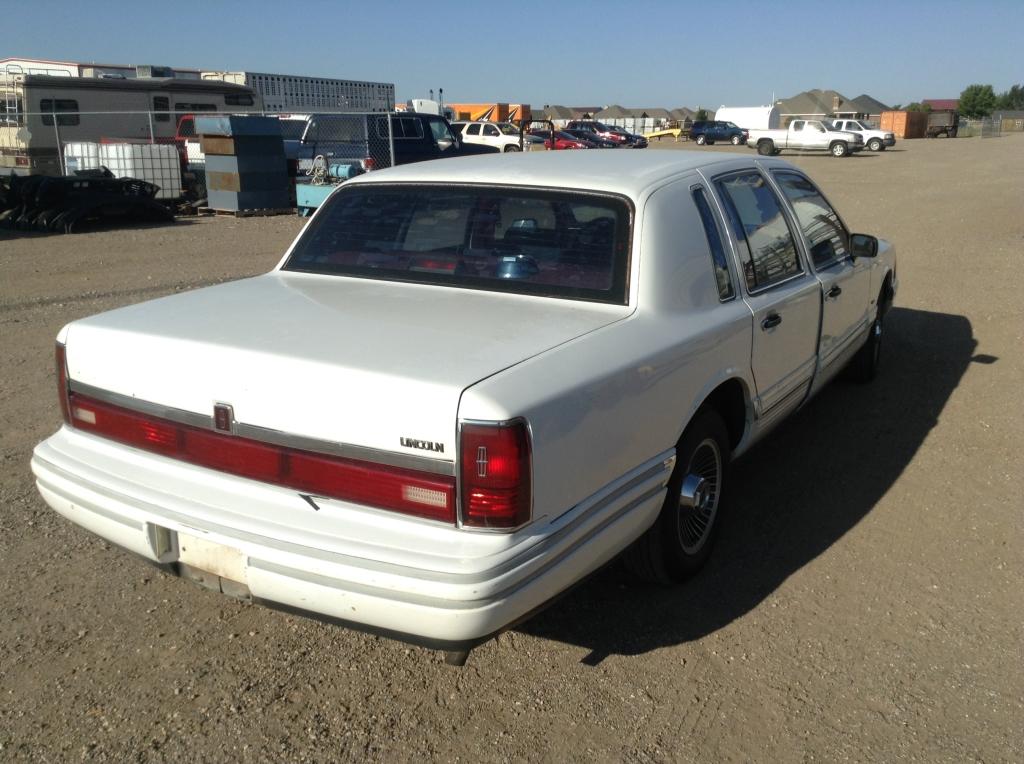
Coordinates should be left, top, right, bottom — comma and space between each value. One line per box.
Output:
518, 307, 981, 663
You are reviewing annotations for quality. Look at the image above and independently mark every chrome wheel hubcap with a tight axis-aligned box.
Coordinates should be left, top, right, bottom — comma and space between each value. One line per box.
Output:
677, 439, 722, 554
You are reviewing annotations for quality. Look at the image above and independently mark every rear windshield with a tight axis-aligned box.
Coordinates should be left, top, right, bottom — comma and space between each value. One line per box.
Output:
284, 184, 632, 303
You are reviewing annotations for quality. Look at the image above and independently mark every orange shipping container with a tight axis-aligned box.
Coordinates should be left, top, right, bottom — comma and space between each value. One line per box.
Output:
447, 103, 532, 123
880, 110, 927, 139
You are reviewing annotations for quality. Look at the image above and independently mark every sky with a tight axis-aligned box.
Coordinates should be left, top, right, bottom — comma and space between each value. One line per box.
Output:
4, 0, 1021, 109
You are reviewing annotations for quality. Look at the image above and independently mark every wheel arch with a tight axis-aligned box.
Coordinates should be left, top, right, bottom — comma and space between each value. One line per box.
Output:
691, 377, 751, 453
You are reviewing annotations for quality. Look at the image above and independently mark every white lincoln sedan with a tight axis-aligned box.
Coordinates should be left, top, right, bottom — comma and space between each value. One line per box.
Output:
32, 151, 896, 664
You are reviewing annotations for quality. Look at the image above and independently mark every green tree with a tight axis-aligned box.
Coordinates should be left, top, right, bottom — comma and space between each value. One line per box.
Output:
995, 84, 1024, 110
905, 102, 931, 112
959, 84, 997, 117
696, 108, 708, 121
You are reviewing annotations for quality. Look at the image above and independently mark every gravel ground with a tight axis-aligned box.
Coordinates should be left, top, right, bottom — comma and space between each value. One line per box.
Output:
1, 135, 1021, 762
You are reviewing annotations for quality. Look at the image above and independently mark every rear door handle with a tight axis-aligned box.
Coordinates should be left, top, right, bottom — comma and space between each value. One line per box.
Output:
827, 285, 843, 299
761, 313, 782, 330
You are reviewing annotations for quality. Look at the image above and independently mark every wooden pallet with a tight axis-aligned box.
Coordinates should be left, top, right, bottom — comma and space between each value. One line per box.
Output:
198, 207, 295, 218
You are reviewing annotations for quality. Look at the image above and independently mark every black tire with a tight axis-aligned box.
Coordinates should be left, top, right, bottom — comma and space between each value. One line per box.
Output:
504, 144, 521, 152
830, 141, 849, 157
731, 134, 742, 145
623, 409, 731, 583
695, 134, 706, 145
757, 140, 775, 156
867, 138, 882, 151
850, 286, 890, 382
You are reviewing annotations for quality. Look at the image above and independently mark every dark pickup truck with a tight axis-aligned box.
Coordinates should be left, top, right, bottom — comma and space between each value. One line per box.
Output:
285, 112, 498, 173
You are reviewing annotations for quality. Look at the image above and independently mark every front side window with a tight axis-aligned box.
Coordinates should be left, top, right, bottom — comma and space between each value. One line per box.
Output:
772, 171, 849, 268
40, 99, 79, 126
284, 185, 632, 304
692, 188, 734, 300
714, 172, 802, 292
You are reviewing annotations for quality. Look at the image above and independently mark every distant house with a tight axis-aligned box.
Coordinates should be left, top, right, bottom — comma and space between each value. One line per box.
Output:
537, 104, 575, 126
777, 89, 889, 123
846, 94, 891, 121
669, 107, 697, 123
777, 89, 847, 121
923, 99, 959, 111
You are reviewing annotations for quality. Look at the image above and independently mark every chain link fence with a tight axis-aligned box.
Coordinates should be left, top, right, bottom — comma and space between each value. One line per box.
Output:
1, 109, 395, 200
956, 117, 1002, 138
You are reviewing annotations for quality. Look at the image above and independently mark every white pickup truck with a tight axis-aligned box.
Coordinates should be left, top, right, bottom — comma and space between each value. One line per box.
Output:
828, 119, 896, 152
748, 119, 865, 157
32, 151, 896, 664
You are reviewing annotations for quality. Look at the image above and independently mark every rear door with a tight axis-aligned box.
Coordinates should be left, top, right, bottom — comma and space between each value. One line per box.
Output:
710, 169, 820, 423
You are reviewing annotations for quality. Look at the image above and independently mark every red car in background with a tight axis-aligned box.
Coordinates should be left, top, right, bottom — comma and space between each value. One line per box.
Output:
565, 120, 630, 145
528, 129, 591, 150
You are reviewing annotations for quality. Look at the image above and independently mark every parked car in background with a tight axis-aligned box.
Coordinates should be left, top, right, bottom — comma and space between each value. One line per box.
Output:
563, 128, 619, 148
450, 120, 542, 152
606, 126, 649, 148
926, 109, 959, 138
528, 129, 590, 150
565, 120, 629, 145
747, 119, 864, 157
828, 119, 895, 151
33, 151, 896, 664
690, 120, 748, 146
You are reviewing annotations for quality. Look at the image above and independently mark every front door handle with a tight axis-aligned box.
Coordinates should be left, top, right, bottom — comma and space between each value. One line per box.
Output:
761, 313, 782, 330
827, 285, 843, 299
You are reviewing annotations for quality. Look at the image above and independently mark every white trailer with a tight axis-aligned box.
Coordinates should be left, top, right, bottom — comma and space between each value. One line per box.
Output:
714, 105, 780, 131
1, 73, 259, 175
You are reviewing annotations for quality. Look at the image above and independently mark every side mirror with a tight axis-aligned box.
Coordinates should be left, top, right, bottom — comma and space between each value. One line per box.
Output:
850, 233, 878, 259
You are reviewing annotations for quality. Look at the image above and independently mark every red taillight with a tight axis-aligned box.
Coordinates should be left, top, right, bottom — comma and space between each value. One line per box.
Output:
361, 157, 376, 171
459, 421, 531, 529
55, 343, 71, 424
15, 156, 30, 167
65, 393, 456, 523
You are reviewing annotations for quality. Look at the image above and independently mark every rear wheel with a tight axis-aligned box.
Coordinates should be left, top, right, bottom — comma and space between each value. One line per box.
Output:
757, 140, 775, 156
623, 410, 731, 583
695, 134, 707, 145
830, 141, 849, 157
867, 138, 882, 151
731, 134, 742, 145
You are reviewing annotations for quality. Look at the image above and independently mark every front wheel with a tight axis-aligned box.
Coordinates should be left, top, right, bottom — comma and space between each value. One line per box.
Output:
623, 410, 731, 583
830, 141, 849, 157
504, 144, 521, 152
695, 134, 707, 145
731, 134, 741, 145
850, 306, 885, 382
867, 138, 882, 151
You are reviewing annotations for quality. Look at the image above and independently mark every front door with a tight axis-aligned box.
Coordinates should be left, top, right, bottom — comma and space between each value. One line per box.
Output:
769, 169, 872, 383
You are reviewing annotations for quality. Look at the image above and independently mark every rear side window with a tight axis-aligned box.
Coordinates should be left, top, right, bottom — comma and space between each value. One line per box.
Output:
467, 124, 481, 135
714, 172, 802, 292
284, 184, 632, 304
772, 171, 849, 268
40, 99, 79, 126
692, 188, 734, 300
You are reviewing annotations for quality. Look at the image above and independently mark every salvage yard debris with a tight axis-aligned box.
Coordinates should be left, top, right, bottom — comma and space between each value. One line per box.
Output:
0, 171, 174, 234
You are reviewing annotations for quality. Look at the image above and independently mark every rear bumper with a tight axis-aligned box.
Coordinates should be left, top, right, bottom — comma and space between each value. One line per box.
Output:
32, 427, 672, 647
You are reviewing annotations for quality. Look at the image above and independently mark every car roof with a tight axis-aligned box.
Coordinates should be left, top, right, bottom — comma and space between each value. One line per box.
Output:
346, 151, 756, 197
